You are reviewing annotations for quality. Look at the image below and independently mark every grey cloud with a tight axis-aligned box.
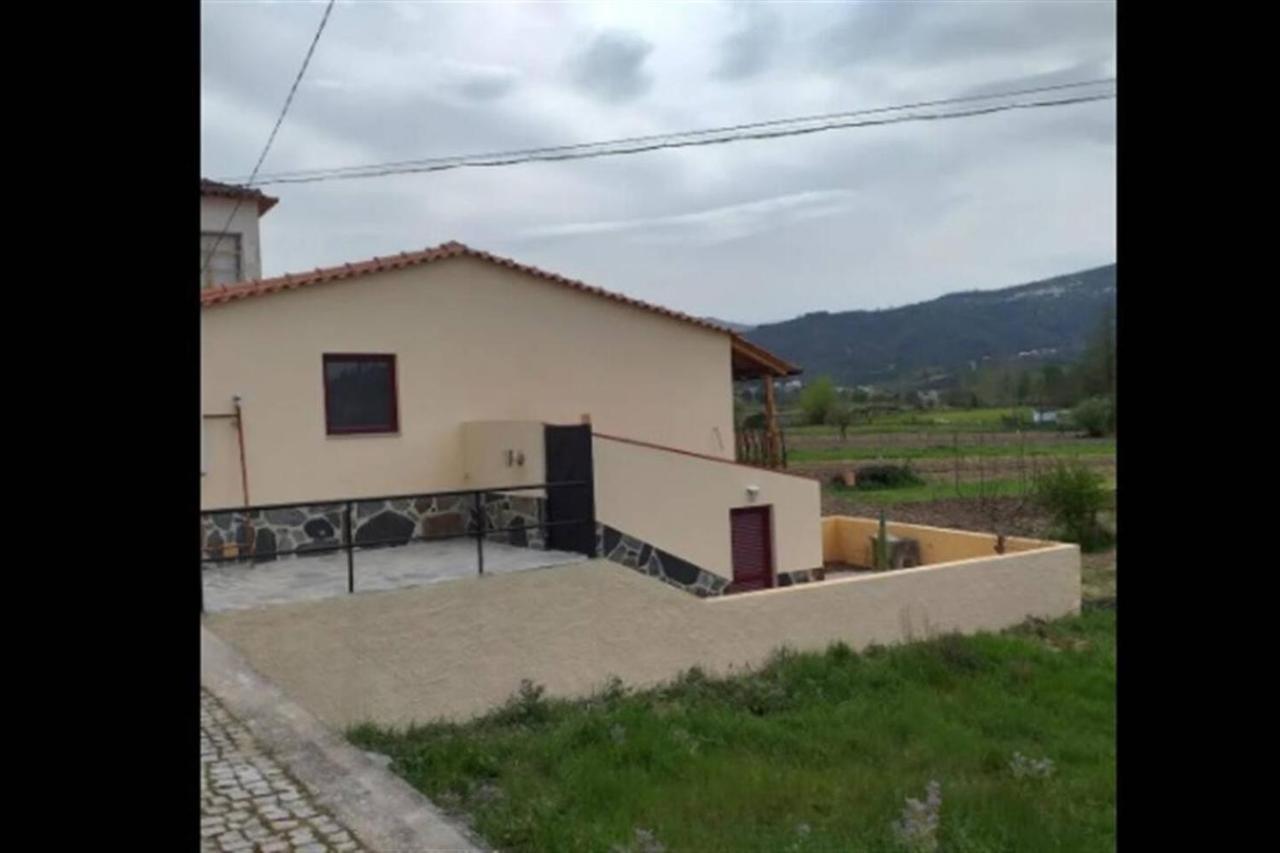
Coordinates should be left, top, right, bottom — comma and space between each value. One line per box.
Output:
814, 1, 1116, 69
568, 30, 654, 102
960, 59, 1116, 98
716, 8, 780, 80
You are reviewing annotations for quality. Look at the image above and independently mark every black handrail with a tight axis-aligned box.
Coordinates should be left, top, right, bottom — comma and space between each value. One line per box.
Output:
199, 481, 595, 612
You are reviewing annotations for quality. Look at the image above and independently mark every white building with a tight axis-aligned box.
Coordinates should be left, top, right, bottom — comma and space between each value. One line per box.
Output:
200, 179, 278, 288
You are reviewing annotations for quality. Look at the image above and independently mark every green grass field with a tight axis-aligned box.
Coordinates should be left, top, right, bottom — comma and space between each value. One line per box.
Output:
349, 611, 1116, 852
788, 440, 1115, 464
775, 407, 1069, 435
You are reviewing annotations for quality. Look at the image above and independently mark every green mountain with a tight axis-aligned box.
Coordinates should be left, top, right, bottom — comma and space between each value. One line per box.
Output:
742, 264, 1116, 387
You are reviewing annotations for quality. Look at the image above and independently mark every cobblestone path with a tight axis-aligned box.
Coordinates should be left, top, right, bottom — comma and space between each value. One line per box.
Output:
201, 689, 371, 852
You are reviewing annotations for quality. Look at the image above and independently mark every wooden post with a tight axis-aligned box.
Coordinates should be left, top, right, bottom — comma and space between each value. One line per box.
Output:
763, 374, 781, 468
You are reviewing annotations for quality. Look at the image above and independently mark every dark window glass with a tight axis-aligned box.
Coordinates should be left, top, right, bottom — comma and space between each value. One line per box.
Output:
323, 355, 398, 434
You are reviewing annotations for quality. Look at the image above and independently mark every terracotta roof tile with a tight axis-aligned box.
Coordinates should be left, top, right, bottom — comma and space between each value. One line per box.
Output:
199, 241, 799, 375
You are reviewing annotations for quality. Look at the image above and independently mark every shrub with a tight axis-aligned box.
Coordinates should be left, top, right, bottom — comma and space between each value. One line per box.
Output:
854, 463, 925, 490
1072, 396, 1114, 437
1033, 461, 1112, 550
799, 376, 838, 425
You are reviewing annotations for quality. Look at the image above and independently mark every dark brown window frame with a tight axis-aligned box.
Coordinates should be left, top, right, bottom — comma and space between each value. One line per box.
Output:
322, 353, 400, 436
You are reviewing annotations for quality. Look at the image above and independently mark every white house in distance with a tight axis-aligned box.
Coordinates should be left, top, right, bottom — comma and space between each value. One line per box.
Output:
200, 182, 821, 595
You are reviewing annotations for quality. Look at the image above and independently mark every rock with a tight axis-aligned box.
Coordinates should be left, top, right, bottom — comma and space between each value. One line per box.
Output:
264, 508, 306, 526
362, 751, 393, 770
355, 511, 414, 547
303, 518, 335, 539
660, 551, 701, 586
253, 528, 277, 563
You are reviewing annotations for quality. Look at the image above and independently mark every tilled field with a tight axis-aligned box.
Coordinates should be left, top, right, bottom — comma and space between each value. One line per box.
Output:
792, 455, 1115, 486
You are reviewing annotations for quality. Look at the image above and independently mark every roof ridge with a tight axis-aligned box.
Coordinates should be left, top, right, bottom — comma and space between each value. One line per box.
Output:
198, 241, 799, 373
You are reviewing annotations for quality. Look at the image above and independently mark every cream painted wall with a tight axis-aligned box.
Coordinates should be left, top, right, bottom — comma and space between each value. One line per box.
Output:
592, 434, 823, 580
822, 517, 1051, 567
200, 196, 263, 283
461, 420, 546, 495
201, 256, 735, 509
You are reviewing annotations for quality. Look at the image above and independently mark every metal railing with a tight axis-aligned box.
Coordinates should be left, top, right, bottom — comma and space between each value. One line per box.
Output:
199, 481, 593, 612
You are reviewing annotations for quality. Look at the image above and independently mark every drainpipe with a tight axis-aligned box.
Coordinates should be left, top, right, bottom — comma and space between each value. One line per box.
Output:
233, 395, 255, 555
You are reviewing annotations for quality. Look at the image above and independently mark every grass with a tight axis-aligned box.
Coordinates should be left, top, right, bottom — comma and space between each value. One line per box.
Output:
788, 440, 1115, 464
349, 610, 1115, 853
780, 407, 1069, 435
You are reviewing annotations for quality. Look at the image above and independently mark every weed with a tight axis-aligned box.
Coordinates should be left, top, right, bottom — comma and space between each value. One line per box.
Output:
892, 780, 942, 852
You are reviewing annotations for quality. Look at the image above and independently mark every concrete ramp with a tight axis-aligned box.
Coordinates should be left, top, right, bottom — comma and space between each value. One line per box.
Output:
205, 548, 1078, 728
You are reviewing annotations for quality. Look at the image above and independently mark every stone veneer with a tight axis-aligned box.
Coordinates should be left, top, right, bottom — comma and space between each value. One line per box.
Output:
595, 523, 730, 598
593, 523, 823, 596
201, 492, 547, 564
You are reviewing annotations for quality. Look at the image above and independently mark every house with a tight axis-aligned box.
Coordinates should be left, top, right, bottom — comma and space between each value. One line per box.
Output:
200, 179, 278, 287
916, 389, 941, 408
201, 187, 819, 595
1032, 408, 1060, 424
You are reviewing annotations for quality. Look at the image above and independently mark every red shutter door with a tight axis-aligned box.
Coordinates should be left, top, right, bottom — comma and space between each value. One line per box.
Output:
730, 506, 774, 592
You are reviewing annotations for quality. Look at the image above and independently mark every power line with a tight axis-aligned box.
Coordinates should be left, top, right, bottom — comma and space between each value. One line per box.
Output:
200, 0, 336, 278
221, 88, 1115, 188
231, 76, 1114, 184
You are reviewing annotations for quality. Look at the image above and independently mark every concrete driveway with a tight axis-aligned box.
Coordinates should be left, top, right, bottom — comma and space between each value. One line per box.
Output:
202, 539, 588, 612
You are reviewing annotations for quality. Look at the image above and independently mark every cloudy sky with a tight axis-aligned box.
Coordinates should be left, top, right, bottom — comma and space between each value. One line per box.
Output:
201, 1, 1115, 324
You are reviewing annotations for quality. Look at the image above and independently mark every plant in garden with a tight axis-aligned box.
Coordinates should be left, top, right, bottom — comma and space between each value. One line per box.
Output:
876, 509, 890, 571
892, 780, 942, 851
1033, 461, 1112, 551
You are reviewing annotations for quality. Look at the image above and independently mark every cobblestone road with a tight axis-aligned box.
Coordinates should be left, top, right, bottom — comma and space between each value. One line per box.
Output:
202, 689, 370, 852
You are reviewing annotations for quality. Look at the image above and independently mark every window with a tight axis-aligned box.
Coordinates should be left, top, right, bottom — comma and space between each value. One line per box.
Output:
323, 354, 399, 435
200, 232, 242, 288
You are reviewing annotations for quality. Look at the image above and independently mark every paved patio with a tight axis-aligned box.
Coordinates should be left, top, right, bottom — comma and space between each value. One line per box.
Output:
203, 539, 588, 612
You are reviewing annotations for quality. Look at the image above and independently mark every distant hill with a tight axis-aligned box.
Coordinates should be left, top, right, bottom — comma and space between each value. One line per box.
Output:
702, 316, 755, 333
742, 265, 1116, 387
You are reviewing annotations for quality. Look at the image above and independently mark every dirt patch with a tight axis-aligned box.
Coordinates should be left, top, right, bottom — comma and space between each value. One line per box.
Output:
1081, 549, 1117, 603
822, 492, 1056, 539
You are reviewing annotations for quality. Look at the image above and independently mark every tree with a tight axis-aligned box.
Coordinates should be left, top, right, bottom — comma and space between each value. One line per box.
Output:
1078, 307, 1116, 400
798, 375, 838, 426
1015, 371, 1033, 405
1072, 396, 1114, 438
827, 401, 853, 441
1040, 364, 1070, 408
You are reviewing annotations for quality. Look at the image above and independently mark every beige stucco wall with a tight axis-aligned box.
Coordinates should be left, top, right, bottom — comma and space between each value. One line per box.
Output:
822, 516, 1051, 567
207, 546, 1080, 727
592, 434, 823, 580
200, 196, 263, 283
201, 256, 735, 509
461, 420, 546, 496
